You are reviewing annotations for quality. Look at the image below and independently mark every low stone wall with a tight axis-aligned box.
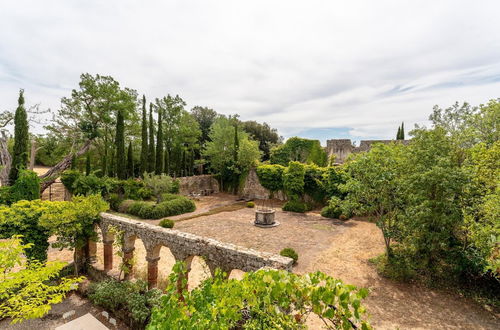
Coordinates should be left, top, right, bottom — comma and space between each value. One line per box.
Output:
241, 168, 286, 201
177, 174, 220, 195
93, 213, 293, 288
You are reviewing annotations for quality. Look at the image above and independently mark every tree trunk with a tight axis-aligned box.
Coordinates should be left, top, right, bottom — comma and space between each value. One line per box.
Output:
39, 139, 93, 193
0, 133, 12, 186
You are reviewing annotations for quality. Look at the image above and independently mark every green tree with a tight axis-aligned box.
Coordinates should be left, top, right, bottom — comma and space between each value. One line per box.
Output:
270, 137, 327, 166
9, 90, 29, 184
190, 106, 218, 148
115, 109, 126, 179
242, 120, 282, 160
85, 153, 91, 175
0, 236, 84, 324
140, 95, 148, 176
148, 103, 155, 173
155, 103, 163, 174
127, 141, 134, 178
400, 122, 405, 139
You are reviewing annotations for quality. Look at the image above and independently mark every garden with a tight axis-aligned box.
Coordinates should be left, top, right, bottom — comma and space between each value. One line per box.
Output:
0, 74, 498, 329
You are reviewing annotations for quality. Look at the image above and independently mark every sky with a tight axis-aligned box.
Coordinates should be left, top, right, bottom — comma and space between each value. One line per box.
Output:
1, 0, 499, 145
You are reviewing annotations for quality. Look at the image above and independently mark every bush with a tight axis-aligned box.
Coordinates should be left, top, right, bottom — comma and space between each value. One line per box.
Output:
72, 174, 111, 196
143, 172, 175, 203
280, 248, 298, 264
127, 196, 195, 220
10, 170, 41, 202
148, 263, 371, 329
320, 196, 350, 219
282, 200, 308, 213
159, 219, 174, 228
118, 199, 135, 213
108, 193, 124, 211
0, 200, 51, 261
256, 164, 285, 193
246, 201, 255, 208
137, 187, 153, 200
283, 161, 305, 199
270, 137, 327, 166
60, 170, 81, 194
161, 193, 180, 202
88, 279, 162, 328
0, 186, 11, 204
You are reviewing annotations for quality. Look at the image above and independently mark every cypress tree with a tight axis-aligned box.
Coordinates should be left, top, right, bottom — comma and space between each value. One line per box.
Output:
140, 95, 148, 176
233, 124, 239, 164
155, 105, 164, 174
400, 122, 405, 140
148, 103, 155, 173
9, 90, 29, 184
164, 148, 169, 175
127, 141, 134, 178
396, 126, 401, 140
108, 149, 115, 177
115, 109, 126, 179
86, 153, 91, 175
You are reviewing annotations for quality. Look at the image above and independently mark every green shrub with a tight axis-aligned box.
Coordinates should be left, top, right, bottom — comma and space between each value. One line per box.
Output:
161, 193, 180, 202
320, 196, 347, 219
270, 137, 327, 166
159, 219, 175, 228
246, 201, 255, 208
0, 200, 51, 261
280, 248, 298, 264
72, 174, 111, 196
0, 186, 11, 205
137, 187, 153, 200
303, 164, 327, 203
108, 193, 124, 211
148, 263, 371, 329
88, 279, 162, 328
127, 196, 195, 219
282, 200, 308, 213
170, 179, 180, 194
143, 172, 175, 203
118, 199, 135, 213
60, 170, 81, 194
10, 170, 41, 202
256, 164, 285, 193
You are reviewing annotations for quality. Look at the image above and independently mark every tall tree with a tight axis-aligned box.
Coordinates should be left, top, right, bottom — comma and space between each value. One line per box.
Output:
85, 153, 91, 175
191, 106, 218, 148
115, 109, 126, 179
127, 141, 134, 178
400, 122, 405, 140
9, 90, 29, 184
140, 95, 148, 176
233, 121, 239, 164
148, 103, 155, 173
155, 104, 163, 174
396, 126, 401, 140
242, 120, 282, 161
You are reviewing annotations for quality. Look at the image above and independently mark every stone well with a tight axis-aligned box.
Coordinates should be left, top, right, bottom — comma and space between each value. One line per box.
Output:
254, 209, 279, 228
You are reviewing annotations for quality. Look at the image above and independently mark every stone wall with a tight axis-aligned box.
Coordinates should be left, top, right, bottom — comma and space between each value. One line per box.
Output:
325, 139, 410, 163
93, 213, 293, 288
177, 174, 220, 195
241, 168, 286, 201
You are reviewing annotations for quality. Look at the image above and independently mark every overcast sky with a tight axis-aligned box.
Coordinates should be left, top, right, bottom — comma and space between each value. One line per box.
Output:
1, 0, 499, 144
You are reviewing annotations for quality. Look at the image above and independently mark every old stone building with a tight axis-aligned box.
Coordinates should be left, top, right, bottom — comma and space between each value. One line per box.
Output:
325, 139, 409, 163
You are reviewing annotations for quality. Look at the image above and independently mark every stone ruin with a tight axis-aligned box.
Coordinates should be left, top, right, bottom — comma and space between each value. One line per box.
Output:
326, 139, 410, 163
86, 213, 293, 289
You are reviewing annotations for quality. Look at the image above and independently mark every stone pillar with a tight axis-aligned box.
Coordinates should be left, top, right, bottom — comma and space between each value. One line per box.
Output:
87, 239, 97, 264
103, 239, 114, 271
147, 256, 160, 289
122, 247, 135, 280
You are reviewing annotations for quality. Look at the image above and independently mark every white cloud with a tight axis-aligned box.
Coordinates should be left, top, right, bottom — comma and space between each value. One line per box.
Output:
1, 0, 499, 142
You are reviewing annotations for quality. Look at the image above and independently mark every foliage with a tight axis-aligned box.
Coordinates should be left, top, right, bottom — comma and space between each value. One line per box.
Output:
148, 103, 156, 173
246, 201, 255, 208
242, 120, 282, 161
142, 172, 174, 203
255, 164, 285, 193
270, 137, 327, 166
124, 196, 195, 219
323, 166, 348, 199
60, 170, 81, 194
283, 161, 305, 200
155, 100, 164, 174
6, 170, 40, 203
280, 248, 298, 264
0, 200, 51, 261
159, 219, 175, 228
39, 195, 108, 260
0, 236, 84, 324
116, 108, 126, 179
282, 200, 309, 213
341, 142, 405, 255
148, 263, 371, 329
127, 141, 134, 178
304, 164, 327, 203
321, 196, 343, 219
9, 90, 29, 184
88, 279, 162, 328
108, 193, 124, 211
203, 116, 261, 190
140, 95, 149, 175
191, 106, 218, 148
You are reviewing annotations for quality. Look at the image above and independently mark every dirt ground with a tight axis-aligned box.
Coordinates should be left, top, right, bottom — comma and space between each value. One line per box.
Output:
24, 173, 500, 329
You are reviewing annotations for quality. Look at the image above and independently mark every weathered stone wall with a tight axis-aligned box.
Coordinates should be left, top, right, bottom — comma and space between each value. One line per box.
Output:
177, 175, 220, 195
325, 139, 410, 163
241, 168, 286, 201
98, 213, 292, 283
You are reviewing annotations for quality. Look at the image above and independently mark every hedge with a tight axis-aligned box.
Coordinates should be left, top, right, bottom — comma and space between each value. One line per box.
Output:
119, 195, 195, 220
